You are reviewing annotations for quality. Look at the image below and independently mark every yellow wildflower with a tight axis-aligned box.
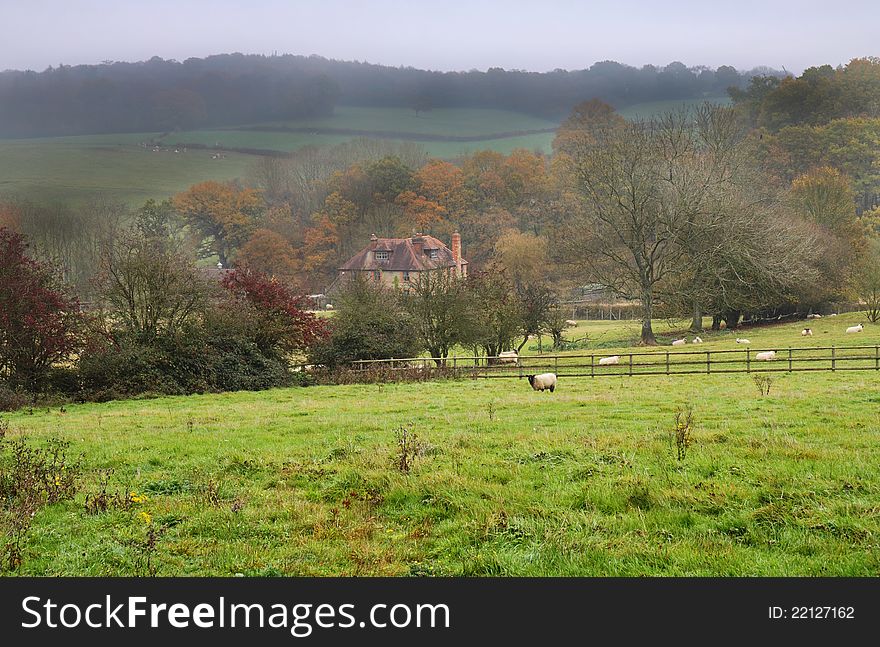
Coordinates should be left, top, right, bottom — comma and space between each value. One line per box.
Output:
138, 510, 153, 525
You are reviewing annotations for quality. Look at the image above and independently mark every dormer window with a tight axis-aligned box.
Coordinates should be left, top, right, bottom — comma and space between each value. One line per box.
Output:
426, 249, 438, 260
375, 250, 390, 261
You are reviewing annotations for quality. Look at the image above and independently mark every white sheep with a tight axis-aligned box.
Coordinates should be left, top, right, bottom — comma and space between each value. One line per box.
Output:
801, 328, 813, 336
755, 350, 776, 361
325, 303, 334, 310
565, 319, 578, 327
496, 350, 519, 364
598, 355, 620, 366
692, 336, 703, 344
829, 313, 838, 317
672, 338, 686, 346
736, 338, 751, 344
527, 373, 557, 392
807, 313, 822, 319
846, 324, 863, 333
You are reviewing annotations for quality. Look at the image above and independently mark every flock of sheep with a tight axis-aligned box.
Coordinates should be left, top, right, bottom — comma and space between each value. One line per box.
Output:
523, 319, 867, 394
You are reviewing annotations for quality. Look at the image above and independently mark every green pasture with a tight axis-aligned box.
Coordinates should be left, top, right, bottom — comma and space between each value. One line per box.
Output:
3, 313, 879, 576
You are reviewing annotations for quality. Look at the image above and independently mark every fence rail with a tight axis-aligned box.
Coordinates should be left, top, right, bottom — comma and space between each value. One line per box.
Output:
331, 344, 880, 380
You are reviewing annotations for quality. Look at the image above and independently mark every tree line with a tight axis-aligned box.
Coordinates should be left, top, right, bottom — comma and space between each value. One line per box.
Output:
0, 53, 774, 137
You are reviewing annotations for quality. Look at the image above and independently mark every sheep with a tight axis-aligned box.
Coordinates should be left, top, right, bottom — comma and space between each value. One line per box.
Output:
692, 336, 703, 344
527, 373, 557, 392
801, 328, 813, 336
672, 338, 686, 346
719, 320, 727, 329
829, 313, 838, 317
846, 324, 864, 334
325, 303, 334, 311
598, 355, 620, 366
735, 338, 751, 344
755, 350, 776, 361
807, 313, 822, 319
496, 350, 519, 365
565, 320, 578, 327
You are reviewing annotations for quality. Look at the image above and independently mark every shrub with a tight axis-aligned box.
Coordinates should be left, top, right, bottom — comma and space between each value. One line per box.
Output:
0, 385, 29, 412
0, 227, 82, 392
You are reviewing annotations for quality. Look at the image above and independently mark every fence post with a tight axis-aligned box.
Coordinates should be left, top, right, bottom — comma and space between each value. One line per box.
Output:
788, 347, 792, 373
629, 354, 633, 376
832, 345, 836, 372
591, 354, 595, 378
706, 351, 710, 374
876, 345, 878, 371
555, 355, 559, 375
746, 350, 750, 373
666, 351, 670, 375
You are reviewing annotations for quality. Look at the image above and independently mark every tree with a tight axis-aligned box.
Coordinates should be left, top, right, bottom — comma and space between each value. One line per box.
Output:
493, 229, 550, 289
858, 240, 880, 323
0, 228, 82, 391
172, 181, 263, 266
555, 110, 689, 344
403, 270, 471, 365
465, 265, 523, 360
220, 269, 326, 359
237, 229, 299, 281
96, 229, 210, 341
309, 276, 420, 368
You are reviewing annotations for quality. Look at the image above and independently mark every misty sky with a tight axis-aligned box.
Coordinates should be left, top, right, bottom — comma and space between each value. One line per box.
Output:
1, 0, 876, 73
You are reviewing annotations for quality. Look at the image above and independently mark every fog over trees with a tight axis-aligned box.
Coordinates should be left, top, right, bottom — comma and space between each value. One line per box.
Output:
0, 53, 780, 138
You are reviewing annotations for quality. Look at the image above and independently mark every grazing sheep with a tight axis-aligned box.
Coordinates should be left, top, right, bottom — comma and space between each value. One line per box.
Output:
672, 338, 686, 346
565, 319, 578, 327
736, 338, 751, 344
829, 313, 838, 317
497, 350, 519, 364
527, 373, 557, 392
692, 336, 703, 344
801, 328, 813, 336
598, 355, 620, 366
755, 350, 776, 361
807, 313, 822, 319
846, 324, 864, 333
719, 321, 727, 329
325, 303, 334, 310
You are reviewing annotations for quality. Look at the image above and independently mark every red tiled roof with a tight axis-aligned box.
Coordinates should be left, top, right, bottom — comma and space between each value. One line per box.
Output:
339, 235, 467, 272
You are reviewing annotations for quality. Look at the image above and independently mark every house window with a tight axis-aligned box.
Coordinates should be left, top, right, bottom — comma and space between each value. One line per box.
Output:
403, 271, 410, 282
375, 250, 390, 261
426, 249, 438, 260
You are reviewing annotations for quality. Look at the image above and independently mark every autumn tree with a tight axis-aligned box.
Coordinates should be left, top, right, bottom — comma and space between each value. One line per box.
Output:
220, 269, 326, 359
857, 239, 880, 323
0, 227, 82, 391
238, 229, 299, 281
493, 229, 551, 288
172, 181, 263, 266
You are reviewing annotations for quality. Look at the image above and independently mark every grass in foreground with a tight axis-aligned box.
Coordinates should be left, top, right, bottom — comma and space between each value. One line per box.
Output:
3, 314, 879, 577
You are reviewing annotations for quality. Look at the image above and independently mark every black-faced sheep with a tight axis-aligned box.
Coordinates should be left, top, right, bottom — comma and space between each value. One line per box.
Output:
527, 373, 557, 392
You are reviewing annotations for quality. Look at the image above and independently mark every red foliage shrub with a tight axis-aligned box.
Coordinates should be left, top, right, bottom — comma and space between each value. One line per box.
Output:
0, 227, 82, 390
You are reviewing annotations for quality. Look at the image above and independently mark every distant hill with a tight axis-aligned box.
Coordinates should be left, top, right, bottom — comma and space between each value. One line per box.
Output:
0, 52, 782, 138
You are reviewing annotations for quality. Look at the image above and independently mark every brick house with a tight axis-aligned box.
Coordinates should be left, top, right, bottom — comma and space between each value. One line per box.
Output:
335, 232, 467, 292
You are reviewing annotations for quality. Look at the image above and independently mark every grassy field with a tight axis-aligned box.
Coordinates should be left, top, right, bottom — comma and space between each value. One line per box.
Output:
616, 95, 731, 120
0, 134, 256, 207
0, 100, 732, 207
3, 313, 879, 576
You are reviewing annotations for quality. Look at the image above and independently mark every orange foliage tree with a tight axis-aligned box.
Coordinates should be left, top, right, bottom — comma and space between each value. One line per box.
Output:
172, 181, 263, 266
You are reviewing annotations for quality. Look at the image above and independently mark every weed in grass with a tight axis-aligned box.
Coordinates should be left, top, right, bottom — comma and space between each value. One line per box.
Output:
672, 406, 694, 462
753, 374, 773, 396
394, 426, 429, 474
0, 435, 81, 571
487, 400, 496, 422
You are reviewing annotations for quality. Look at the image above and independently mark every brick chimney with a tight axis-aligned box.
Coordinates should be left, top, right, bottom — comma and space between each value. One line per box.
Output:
370, 233, 378, 249
451, 231, 462, 276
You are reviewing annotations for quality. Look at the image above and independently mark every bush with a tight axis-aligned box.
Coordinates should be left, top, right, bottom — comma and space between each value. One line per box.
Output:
0, 385, 28, 412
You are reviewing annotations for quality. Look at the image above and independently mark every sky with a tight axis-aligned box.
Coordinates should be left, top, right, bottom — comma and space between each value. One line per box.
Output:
1, 0, 877, 74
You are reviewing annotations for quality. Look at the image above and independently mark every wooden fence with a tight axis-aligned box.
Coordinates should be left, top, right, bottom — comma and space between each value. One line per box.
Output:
341, 345, 880, 380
